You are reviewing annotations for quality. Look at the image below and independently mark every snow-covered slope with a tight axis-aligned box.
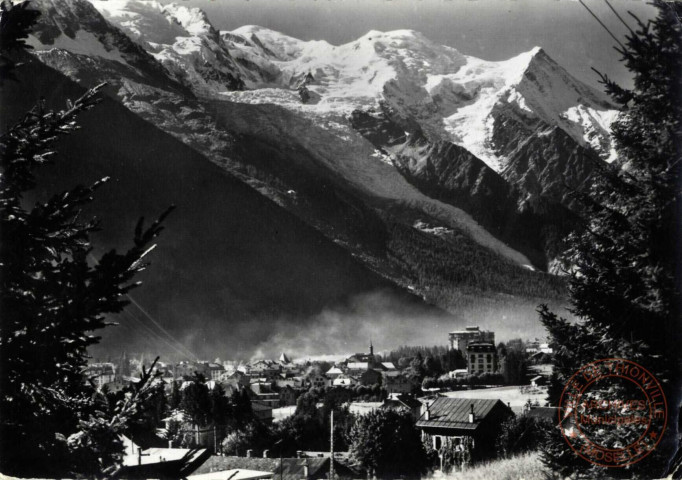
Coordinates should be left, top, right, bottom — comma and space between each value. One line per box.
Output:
217, 26, 616, 171
40, 0, 602, 266
57, 1, 537, 267
224, 27, 465, 103
219, 27, 466, 113
89, 0, 243, 94
27, 0, 248, 185
26, 0, 190, 93
412, 47, 618, 170
83, 0, 615, 182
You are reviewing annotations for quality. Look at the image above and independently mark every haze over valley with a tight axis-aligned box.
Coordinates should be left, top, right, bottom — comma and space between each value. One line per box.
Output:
3, 0, 641, 358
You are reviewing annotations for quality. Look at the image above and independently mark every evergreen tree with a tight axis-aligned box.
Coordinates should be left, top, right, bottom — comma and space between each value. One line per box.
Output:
294, 389, 319, 417
496, 414, 552, 458
180, 373, 212, 427
210, 382, 230, 426
231, 387, 255, 426
0, 3, 171, 476
169, 379, 182, 410
501, 349, 527, 385
423, 355, 442, 378
538, 2, 681, 477
349, 408, 428, 479
406, 352, 425, 382
210, 382, 231, 448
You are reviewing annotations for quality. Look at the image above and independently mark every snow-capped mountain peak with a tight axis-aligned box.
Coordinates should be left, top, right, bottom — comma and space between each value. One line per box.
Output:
380, 42, 617, 170
162, 3, 215, 37
22, 0, 595, 341
29, 0, 619, 271
88, 0, 244, 93
39, 0, 617, 199
88, 0, 182, 45
26, 0, 192, 95
230, 25, 331, 62
90, 0, 217, 43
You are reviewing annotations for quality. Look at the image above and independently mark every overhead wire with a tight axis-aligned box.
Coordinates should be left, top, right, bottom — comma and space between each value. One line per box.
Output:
87, 252, 198, 361
125, 294, 199, 361
603, 0, 636, 37
579, 0, 628, 52
119, 308, 196, 361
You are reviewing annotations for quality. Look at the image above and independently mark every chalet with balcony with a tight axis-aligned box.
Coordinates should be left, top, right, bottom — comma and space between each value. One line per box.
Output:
416, 397, 513, 462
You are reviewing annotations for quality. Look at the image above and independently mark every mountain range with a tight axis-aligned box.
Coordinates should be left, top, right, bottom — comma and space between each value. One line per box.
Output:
5, 0, 617, 357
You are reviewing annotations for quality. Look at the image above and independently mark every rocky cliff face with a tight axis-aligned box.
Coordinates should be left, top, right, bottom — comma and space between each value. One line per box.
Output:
25, 0, 593, 281
90, 0, 244, 93
378, 45, 617, 203
28, 0, 190, 93
28, 0, 248, 179
498, 120, 602, 208
350, 109, 580, 269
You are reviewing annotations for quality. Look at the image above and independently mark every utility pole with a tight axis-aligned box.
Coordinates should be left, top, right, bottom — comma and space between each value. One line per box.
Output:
329, 410, 335, 480
274, 439, 283, 480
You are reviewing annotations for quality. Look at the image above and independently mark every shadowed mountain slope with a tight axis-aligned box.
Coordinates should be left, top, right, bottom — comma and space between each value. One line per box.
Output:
1, 56, 450, 358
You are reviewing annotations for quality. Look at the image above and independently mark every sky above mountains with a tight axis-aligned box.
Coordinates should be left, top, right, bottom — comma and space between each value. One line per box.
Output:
167, 0, 657, 91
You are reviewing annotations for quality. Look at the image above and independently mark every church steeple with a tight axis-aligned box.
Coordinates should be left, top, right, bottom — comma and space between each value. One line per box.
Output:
369, 338, 374, 356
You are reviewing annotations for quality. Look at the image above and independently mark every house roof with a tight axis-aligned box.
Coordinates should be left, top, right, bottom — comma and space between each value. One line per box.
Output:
250, 383, 275, 395
326, 367, 344, 375
119, 435, 210, 478
190, 468, 273, 480
251, 360, 274, 366
416, 397, 509, 431
346, 353, 374, 363
192, 456, 352, 480
346, 362, 369, 371
251, 402, 273, 412
333, 376, 355, 385
466, 342, 496, 352
449, 326, 486, 334
393, 394, 422, 409
381, 362, 397, 370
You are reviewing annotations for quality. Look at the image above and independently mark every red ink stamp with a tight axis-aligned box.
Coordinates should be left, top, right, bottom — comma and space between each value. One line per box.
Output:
559, 358, 667, 468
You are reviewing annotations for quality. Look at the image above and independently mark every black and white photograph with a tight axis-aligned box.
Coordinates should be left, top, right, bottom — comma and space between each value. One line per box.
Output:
0, 0, 680, 478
